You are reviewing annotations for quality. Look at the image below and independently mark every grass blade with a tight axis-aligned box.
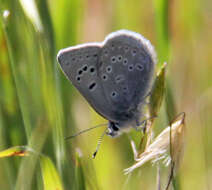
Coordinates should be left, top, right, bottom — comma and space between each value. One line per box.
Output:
0, 145, 33, 157
75, 150, 86, 190
40, 155, 64, 190
149, 62, 166, 118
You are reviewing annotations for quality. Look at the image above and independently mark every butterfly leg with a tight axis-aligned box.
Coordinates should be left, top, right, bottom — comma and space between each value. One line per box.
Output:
130, 139, 141, 161
144, 98, 151, 105
127, 133, 142, 161
130, 120, 149, 161
138, 90, 152, 109
135, 115, 157, 132
134, 119, 147, 132
141, 90, 152, 102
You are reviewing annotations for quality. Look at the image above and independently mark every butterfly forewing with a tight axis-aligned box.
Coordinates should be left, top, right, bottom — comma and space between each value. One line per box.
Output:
57, 44, 117, 121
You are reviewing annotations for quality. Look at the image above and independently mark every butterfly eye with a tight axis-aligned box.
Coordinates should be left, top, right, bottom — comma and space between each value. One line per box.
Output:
112, 123, 119, 131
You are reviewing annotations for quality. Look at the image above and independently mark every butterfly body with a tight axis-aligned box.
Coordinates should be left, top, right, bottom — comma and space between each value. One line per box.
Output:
57, 30, 156, 137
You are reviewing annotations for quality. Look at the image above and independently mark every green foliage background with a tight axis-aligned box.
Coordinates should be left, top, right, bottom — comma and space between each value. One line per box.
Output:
0, 0, 211, 189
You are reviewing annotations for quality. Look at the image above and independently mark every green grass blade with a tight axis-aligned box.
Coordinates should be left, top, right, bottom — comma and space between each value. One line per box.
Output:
0, 145, 33, 157
40, 155, 64, 190
149, 62, 166, 118
154, 0, 170, 65
0, 9, 32, 139
75, 151, 86, 190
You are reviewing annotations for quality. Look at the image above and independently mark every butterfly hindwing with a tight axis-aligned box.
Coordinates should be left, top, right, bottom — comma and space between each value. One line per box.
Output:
98, 30, 156, 122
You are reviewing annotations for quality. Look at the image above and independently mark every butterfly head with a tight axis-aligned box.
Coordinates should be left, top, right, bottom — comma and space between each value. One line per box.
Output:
107, 121, 122, 137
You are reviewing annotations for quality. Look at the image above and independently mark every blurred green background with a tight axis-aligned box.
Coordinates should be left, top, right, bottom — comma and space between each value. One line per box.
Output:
0, 0, 212, 189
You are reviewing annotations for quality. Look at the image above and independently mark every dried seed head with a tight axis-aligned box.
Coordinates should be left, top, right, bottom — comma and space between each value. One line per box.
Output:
124, 112, 186, 174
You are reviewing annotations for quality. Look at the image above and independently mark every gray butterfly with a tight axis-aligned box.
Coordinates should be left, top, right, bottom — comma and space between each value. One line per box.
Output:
57, 30, 156, 138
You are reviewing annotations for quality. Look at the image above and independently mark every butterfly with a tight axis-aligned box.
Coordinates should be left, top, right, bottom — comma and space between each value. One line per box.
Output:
57, 30, 156, 138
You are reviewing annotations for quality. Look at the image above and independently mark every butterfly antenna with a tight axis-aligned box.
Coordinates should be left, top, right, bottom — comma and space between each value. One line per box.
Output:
65, 123, 107, 140
92, 128, 108, 159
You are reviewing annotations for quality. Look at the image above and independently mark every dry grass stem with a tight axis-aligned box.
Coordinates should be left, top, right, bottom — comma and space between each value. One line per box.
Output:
124, 112, 185, 174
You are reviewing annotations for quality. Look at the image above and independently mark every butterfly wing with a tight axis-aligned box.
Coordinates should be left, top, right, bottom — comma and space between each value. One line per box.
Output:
57, 30, 156, 124
57, 43, 118, 121
98, 30, 156, 122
